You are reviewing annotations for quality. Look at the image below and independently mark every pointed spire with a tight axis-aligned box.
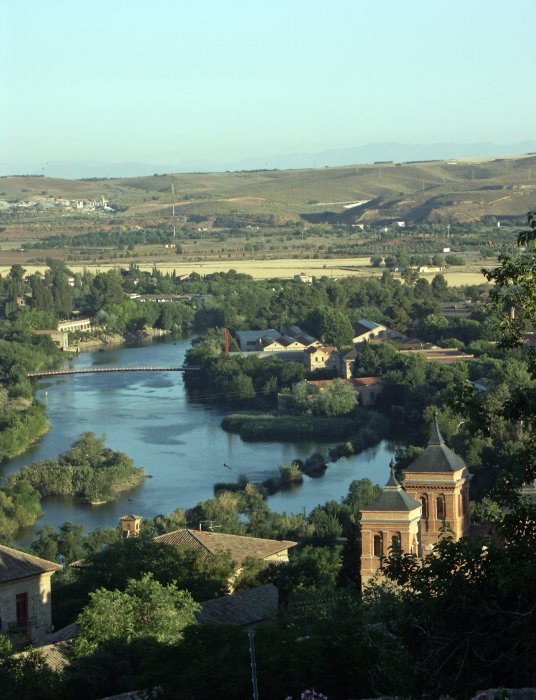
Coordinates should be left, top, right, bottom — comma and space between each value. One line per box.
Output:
385, 460, 399, 488
428, 411, 444, 446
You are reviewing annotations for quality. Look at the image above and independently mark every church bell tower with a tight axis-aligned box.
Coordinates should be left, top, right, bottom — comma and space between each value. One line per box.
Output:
402, 416, 471, 551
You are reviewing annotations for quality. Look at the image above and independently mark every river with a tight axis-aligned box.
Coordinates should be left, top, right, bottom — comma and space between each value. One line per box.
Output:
1, 336, 397, 541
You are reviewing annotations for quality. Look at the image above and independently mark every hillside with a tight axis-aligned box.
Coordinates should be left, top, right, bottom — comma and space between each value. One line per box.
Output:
0, 153, 535, 243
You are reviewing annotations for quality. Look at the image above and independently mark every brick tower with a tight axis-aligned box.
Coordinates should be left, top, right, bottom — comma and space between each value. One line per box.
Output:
402, 417, 471, 552
360, 463, 422, 587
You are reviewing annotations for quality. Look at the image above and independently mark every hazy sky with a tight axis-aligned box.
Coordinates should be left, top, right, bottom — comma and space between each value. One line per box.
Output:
2, 0, 535, 167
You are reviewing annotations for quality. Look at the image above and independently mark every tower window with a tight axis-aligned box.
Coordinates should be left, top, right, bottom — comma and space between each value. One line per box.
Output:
373, 533, 383, 558
437, 496, 445, 521
391, 532, 401, 551
420, 496, 428, 520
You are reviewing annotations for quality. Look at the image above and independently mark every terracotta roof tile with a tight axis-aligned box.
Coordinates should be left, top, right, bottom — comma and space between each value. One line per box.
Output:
0, 544, 61, 584
154, 529, 297, 567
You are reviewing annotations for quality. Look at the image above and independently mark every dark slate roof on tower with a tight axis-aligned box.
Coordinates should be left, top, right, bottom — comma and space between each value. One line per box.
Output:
362, 464, 421, 512
405, 417, 467, 473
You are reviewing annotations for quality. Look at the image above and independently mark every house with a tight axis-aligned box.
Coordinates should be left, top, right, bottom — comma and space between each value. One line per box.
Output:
293, 273, 313, 284
15, 622, 79, 672
469, 377, 490, 393
399, 345, 474, 364
285, 326, 321, 349
259, 335, 306, 352
440, 301, 473, 318
360, 418, 472, 587
0, 544, 61, 646
57, 318, 92, 333
32, 329, 69, 351
351, 376, 385, 407
342, 348, 359, 378
235, 326, 320, 353
304, 345, 339, 373
235, 329, 281, 351
352, 319, 406, 344
119, 514, 143, 538
197, 583, 279, 628
305, 376, 384, 407
154, 529, 297, 590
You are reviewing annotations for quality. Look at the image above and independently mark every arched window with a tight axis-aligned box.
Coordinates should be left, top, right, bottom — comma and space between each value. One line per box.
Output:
391, 532, 401, 551
373, 533, 383, 558
420, 496, 428, 520
436, 496, 445, 521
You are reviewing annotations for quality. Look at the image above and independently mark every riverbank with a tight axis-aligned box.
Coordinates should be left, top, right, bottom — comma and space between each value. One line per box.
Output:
3, 338, 398, 541
74, 327, 171, 352
0, 402, 50, 463
219, 409, 392, 498
221, 413, 357, 442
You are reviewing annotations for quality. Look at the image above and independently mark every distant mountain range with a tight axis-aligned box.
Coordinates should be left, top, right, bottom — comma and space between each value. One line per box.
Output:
2, 141, 536, 179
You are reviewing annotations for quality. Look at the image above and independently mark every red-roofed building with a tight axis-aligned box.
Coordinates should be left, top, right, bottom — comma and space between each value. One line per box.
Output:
305, 376, 384, 407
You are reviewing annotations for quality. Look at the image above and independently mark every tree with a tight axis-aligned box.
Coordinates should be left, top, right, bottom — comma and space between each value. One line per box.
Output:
0, 637, 60, 700
370, 255, 383, 268
74, 572, 199, 655
161, 624, 252, 700
305, 306, 353, 347
316, 380, 357, 416
86, 271, 125, 315
483, 210, 536, 495
431, 273, 448, 300
418, 313, 448, 342
413, 277, 431, 299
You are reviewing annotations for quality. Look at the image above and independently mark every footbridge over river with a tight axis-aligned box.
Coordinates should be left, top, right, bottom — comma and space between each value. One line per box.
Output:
26, 366, 198, 379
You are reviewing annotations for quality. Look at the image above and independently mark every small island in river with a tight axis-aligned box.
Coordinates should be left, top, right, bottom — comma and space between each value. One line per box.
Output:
11, 432, 145, 505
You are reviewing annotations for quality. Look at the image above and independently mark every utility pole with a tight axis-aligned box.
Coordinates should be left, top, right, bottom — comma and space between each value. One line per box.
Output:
249, 629, 259, 700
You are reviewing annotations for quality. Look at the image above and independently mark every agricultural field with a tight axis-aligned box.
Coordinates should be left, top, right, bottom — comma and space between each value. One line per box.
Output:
0, 153, 532, 283
0, 257, 491, 286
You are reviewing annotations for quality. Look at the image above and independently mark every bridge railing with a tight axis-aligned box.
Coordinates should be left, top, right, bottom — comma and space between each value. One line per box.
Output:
26, 366, 198, 378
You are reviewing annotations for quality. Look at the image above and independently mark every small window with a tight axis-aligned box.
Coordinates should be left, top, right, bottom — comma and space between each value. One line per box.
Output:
437, 496, 445, 521
373, 534, 383, 558
420, 496, 428, 520
391, 533, 401, 551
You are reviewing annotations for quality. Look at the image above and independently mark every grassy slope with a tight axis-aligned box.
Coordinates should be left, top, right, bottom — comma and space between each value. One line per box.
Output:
1, 153, 535, 228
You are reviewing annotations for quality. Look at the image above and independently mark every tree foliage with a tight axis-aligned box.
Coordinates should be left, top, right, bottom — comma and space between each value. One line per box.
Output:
73, 573, 199, 655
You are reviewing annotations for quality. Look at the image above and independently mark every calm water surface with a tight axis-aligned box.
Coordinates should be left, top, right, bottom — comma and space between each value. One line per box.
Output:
1, 337, 397, 541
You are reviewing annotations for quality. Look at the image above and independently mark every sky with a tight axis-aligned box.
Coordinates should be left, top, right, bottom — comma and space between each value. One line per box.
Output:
2, 0, 536, 172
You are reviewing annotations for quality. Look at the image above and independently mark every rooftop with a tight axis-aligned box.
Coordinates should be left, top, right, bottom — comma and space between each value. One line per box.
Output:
0, 544, 61, 584
154, 529, 297, 567
405, 419, 468, 474
362, 465, 421, 513
355, 319, 382, 331
305, 345, 338, 354
197, 584, 279, 626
